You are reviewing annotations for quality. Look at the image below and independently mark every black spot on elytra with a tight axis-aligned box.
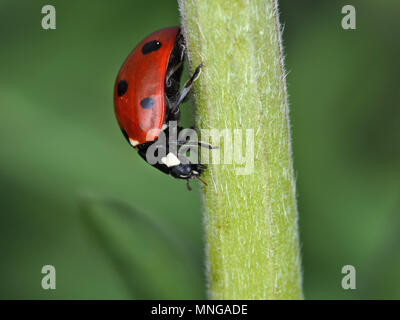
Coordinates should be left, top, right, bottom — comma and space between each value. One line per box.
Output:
140, 97, 154, 109
117, 80, 128, 96
142, 40, 162, 54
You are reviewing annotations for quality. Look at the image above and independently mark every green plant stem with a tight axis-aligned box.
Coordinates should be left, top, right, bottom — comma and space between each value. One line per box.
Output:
178, 0, 303, 299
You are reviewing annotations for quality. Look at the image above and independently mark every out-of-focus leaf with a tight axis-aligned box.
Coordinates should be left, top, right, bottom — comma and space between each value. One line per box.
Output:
79, 192, 206, 299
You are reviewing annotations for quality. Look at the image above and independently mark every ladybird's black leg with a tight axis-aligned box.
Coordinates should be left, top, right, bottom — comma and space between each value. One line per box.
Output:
166, 97, 182, 122
165, 44, 185, 87
195, 175, 208, 187
171, 140, 218, 150
171, 63, 203, 113
186, 180, 192, 191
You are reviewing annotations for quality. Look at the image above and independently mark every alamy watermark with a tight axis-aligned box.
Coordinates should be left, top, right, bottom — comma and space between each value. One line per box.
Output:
341, 5, 356, 30
41, 5, 56, 30
41, 265, 56, 290
341, 265, 356, 290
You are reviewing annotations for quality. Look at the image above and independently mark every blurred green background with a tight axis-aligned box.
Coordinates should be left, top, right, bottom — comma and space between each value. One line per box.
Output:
0, 0, 399, 299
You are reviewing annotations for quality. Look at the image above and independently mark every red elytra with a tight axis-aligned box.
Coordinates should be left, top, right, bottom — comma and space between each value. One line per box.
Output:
113, 27, 180, 146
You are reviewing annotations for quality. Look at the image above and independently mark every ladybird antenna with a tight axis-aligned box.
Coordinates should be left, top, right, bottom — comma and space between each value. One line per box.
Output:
186, 180, 192, 191
195, 176, 208, 187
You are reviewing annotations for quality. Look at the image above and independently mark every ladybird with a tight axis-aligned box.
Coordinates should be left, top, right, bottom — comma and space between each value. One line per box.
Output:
113, 27, 214, 190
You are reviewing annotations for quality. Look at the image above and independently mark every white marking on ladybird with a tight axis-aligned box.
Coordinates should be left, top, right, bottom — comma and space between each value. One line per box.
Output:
161, 152, 181, 167
129, 138, 139, 147
161, 123, 168, 131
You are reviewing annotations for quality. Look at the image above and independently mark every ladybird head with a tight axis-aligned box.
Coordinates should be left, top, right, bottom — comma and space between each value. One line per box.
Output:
170, 163, 206, 179
169, 163, 207, 191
